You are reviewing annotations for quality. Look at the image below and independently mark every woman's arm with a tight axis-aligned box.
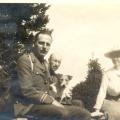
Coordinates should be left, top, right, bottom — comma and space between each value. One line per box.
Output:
94, 72, 109, 110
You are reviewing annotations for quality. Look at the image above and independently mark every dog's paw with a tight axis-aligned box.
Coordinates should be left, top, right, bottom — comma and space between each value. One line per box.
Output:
50, 84, 57, 93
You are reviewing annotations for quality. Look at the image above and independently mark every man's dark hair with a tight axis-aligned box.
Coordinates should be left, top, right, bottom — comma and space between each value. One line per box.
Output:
34, 29, 53, 42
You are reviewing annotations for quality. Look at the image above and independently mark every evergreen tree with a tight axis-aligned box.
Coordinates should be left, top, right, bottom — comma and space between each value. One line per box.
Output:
0, 3, 52, 78
72, 58, 103, 112
0, 3, 52, 103
14, 3, 52, 58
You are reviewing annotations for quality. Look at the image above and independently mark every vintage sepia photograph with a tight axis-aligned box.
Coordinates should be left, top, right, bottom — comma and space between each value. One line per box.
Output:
0, 1, 120, 120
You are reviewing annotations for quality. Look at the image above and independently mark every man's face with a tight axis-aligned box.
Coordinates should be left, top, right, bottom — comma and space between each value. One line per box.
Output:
34, 34, 52, 57
50, 55, 61, 72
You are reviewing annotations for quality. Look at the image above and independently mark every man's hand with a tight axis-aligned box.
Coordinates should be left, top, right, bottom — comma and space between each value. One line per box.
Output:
52, 100, 64, 108
91, 110, 104, 117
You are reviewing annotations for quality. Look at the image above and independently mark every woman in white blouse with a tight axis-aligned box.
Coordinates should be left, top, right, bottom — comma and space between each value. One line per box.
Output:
91, 50, 120, 120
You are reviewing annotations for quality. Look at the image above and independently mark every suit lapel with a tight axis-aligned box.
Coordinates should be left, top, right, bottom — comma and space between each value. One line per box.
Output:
30, 52, 45, 71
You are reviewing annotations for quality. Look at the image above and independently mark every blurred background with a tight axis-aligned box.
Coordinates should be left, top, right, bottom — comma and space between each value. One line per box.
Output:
46, 2, 120, 86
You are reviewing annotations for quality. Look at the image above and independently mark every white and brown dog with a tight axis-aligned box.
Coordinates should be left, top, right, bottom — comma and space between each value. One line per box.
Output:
50, 74, 73, 103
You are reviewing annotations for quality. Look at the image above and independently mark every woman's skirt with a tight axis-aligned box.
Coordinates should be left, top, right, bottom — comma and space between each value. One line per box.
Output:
102, 99, 120, 120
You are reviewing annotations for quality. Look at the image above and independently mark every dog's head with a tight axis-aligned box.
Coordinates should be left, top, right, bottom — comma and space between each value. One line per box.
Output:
57, 74, 73, 87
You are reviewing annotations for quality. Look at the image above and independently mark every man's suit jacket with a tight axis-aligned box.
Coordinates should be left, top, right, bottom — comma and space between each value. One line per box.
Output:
17, 52, 53, 104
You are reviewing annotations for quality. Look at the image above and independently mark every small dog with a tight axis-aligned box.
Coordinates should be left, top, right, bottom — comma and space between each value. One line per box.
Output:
50, 74, 72, 103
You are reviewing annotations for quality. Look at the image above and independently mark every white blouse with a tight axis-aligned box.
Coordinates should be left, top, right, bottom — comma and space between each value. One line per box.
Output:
94, 68, 120, 110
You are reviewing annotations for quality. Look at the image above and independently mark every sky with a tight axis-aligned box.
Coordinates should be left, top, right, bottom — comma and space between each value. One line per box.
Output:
44, 2, 120, 86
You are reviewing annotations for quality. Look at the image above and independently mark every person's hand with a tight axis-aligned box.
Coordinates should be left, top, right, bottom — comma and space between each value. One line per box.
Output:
52, 100, 64, 108
91, 109, 104, 117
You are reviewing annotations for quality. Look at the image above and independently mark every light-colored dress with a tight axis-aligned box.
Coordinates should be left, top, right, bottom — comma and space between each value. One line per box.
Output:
94, 68, 120, 120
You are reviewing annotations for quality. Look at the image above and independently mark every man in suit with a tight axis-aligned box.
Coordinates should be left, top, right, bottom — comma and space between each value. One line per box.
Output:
16, 30, 90, 120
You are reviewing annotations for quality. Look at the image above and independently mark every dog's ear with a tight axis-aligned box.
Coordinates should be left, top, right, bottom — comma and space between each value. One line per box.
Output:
67, 75, 73, 80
